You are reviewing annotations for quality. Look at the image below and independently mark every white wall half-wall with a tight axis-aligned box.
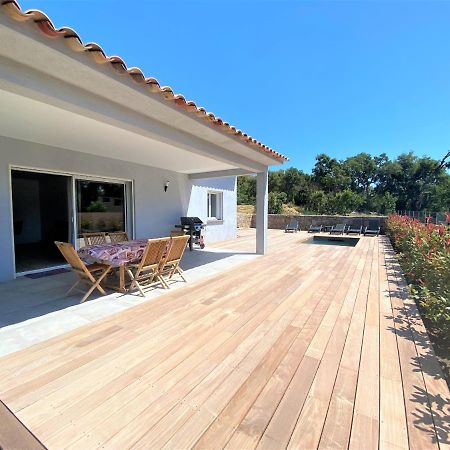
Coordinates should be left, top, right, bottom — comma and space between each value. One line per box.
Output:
0, 136, 237, 281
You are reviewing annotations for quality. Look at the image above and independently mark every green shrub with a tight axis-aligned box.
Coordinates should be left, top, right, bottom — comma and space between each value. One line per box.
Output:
386, 214, 450, 332
87, 201, 107, 212
268, 192, 287, 214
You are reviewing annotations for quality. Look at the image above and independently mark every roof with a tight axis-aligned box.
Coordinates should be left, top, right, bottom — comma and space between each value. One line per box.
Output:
0, 0, 288, 163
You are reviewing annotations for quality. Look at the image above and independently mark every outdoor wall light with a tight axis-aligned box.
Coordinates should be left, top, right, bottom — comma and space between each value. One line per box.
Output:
164, 180, 170, 192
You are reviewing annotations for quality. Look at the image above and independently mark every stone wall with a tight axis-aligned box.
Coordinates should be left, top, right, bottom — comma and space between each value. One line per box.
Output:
237, 213, 387, 233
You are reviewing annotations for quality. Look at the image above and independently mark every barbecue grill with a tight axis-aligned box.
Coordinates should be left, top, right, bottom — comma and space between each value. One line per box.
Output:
175, 217, 206, 251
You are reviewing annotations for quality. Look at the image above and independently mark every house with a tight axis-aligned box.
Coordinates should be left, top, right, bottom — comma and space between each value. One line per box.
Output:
0, 1, 287, 281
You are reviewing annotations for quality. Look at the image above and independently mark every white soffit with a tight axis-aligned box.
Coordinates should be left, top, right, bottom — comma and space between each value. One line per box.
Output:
0, 89, 237, 174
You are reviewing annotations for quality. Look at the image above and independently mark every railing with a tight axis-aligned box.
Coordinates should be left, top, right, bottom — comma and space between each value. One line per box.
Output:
396, 211, 449, 224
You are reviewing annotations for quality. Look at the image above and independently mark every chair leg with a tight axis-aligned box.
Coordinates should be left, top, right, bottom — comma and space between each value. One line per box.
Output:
126, 268, 136, 292
80, 267, 110, 303
176, 266, 187, 282
94, 267, 111, 295
126, 269, 145, 296
158, 274, 170, 289
134, 280, 146, 297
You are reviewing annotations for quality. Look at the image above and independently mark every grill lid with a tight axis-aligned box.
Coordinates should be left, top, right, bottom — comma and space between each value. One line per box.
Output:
180, 217, 204, 226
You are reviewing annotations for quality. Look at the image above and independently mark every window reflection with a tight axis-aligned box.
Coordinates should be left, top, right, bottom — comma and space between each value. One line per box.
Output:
76, 180, 126, 246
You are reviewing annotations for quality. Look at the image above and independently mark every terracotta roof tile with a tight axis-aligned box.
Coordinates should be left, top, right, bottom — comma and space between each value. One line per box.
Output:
1, 0, 288, 162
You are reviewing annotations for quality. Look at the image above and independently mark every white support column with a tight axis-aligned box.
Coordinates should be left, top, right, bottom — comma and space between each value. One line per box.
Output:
256, 168, 268, 255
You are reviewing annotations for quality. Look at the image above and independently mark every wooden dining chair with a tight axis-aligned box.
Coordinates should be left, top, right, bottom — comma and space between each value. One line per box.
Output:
160, 235, 190, 286
54, 241, 111, 303
83, 232, 107, 246
108, 231, 129, 243
126, 237, 172, 296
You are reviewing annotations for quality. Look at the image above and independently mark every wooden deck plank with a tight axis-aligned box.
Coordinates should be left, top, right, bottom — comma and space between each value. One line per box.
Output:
39, 249, 316, 447
188, 240, 366, 450
0, 230, 447, 450
378, 239, 409, 450
287, 238, 373, 449
348, 237, 381, 450
315, 240, 374, 450
256, 240, 371, 450
223, 241, 367, 450
58, 238, 326, 449
383, 239, 445, 450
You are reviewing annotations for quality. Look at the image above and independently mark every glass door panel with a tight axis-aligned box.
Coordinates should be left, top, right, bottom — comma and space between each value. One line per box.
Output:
12, 169, 71, 273
76, 179, 126, 248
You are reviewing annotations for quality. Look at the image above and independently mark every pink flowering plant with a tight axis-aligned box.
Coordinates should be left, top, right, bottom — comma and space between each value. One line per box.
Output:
386, 214, 450, 332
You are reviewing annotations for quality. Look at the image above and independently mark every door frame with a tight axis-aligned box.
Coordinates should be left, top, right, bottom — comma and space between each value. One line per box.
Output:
9, 165, 135, 277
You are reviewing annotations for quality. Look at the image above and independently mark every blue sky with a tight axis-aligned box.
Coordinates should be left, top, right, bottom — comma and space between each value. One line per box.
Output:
19, 0, 450, 172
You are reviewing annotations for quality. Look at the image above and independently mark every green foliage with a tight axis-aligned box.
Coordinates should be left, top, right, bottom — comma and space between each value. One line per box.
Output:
329, 189, 364, 214
371, 192, 397, 215
307, 190, 327, 214
237, 151, 450, 215
268, 192, 287, 214
237, 175, 256, 205
87, 200, 106, 212
386, 214, 450, 333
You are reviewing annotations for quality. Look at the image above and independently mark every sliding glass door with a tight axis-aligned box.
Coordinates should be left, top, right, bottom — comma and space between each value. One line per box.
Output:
11, 170, 72, 274
75, 179, 127, 248
12, 168, 132, 274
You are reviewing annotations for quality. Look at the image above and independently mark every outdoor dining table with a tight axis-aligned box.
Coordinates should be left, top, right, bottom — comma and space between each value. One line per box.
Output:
78, 239, 148, 292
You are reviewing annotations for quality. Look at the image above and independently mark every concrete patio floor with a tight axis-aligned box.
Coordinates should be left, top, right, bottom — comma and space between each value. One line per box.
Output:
0, 237, 259, 358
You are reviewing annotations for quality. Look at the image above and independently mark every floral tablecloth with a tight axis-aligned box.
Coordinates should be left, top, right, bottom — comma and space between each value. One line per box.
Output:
78, 239, 148, 267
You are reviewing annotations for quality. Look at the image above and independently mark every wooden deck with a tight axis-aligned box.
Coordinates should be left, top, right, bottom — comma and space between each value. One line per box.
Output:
0, 230, 448, 449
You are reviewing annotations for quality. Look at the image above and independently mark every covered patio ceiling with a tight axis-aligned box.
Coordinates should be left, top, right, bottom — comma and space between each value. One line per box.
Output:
0, 88, 242, 175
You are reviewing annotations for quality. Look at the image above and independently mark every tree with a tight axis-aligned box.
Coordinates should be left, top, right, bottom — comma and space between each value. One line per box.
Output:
268, 192, 287, 214
312, 154, 350, 192
307, 190, 327, 214
372, 192, 397, 215
237, 151, 450, 215
343, 152, 378, 208
281, 168, 305, 203
237, 175, 256, 205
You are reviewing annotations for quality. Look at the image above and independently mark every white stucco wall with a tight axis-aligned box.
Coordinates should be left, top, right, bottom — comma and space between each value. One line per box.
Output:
188, 177, 237, 243
0, 136, 237, 281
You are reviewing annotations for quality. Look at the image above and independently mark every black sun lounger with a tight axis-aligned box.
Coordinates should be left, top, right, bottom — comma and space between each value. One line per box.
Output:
329, 223, 347, 235
364, 219, 381, 236
346, 219, 363, 235
285, 218, 299, 233
308, 221, 323, 233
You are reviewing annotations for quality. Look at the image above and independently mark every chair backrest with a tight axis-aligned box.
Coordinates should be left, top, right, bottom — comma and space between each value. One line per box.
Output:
310, 220, 319, 227
350, 218, 362, 227
288, 219, 299, 228
140, 237, 171, 269
334, 223, 346, 231
368, 219, 380, 229
54, 241, 88, 274
165, 235, 190, 265
83, 232, 107, 246
109, 231, 129, 243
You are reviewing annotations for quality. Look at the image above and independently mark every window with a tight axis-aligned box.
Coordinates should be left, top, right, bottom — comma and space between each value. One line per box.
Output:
76, 180, 127, 247
207, 191, 223, 220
